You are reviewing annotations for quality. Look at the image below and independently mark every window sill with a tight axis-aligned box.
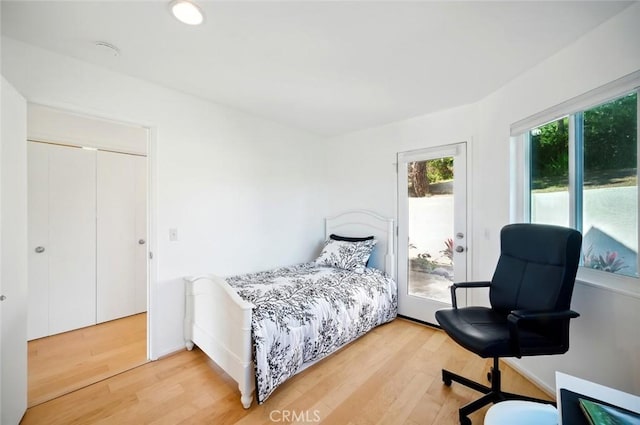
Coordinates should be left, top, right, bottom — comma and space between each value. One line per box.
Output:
576, 268, 640, 300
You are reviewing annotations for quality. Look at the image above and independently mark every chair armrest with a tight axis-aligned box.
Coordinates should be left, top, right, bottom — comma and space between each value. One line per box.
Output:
450, 281, 491, 308
509, 309, 580, 321
507, 309, 580, 357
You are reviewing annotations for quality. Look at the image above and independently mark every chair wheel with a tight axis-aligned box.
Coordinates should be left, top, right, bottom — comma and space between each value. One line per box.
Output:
442, 370, 452, 386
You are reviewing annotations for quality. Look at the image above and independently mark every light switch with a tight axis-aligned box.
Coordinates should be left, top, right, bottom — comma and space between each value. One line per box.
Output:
169, 228, 178, 242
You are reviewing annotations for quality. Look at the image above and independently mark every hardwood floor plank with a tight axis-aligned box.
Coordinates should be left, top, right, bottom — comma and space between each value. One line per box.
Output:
27, 313, 147, 407
22, 318, 553, 425
406, 392, 444, 425
375, 372, 432, 425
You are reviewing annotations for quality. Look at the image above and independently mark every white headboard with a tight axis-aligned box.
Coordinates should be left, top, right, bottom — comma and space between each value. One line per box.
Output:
325, 210, 395, 279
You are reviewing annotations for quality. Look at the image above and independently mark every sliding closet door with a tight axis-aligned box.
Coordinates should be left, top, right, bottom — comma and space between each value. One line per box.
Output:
48, 144, 97, 335
97, 151, 147, 323
134, 156, 147, 314
27, 143, 49, 340
29, 142, 147, 334
28, 142, 97, 338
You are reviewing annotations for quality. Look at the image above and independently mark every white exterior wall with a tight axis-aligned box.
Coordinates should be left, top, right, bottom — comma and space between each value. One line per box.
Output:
1, 37, 328, 358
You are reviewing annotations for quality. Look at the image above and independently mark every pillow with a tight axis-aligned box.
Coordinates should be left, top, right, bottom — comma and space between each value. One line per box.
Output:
330, 234, 376, 267
315, 238, 376, 272
330, 234, 374, 242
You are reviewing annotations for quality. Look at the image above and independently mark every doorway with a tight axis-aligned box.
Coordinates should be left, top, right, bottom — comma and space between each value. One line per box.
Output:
25, 106, 150, 406
397, 143, 468, 324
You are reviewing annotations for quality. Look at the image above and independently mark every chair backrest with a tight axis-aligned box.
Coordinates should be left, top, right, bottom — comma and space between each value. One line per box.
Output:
490, 223, 582, 314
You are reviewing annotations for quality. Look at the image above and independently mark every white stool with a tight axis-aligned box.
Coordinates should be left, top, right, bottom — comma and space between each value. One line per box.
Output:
485, 400, 558, 425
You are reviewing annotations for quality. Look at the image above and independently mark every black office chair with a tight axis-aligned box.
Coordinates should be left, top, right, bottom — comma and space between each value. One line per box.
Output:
435, 223, 582, 425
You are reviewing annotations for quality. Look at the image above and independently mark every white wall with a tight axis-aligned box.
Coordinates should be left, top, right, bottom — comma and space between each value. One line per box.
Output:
476, 2, 640, 395
325, 3, 640, 395
325, 102, 477, 219
1, 37, 328, 358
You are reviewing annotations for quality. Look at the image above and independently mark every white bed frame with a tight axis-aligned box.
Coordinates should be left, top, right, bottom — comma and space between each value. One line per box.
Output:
183, 210, 395, 408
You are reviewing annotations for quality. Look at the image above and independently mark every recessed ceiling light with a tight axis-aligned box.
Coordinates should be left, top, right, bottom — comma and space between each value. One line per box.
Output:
170, 0, 204, 26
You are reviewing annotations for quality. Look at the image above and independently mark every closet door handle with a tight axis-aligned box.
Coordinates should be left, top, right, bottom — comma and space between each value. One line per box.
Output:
138, 239, 146, 245
35, 246, 45, 253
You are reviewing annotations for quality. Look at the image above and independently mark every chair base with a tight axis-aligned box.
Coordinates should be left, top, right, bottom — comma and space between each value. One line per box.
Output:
442, 358, 555, 425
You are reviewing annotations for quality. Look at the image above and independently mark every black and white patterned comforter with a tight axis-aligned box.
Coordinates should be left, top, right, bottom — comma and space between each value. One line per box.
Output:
226, 263, 397, 404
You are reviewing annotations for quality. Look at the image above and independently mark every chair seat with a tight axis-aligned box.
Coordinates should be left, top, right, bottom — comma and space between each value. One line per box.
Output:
435, 307, 554, 358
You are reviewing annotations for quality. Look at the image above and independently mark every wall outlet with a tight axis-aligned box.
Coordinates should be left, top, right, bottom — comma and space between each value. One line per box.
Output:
169, 228, 178, 242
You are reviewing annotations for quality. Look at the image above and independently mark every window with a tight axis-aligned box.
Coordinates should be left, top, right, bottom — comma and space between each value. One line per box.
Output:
513, 77, 639, 286
581, 94, 637, 278
530, 117, 570, 227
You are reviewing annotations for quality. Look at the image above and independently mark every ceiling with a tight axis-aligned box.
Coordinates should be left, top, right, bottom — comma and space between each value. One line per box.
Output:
1, 1, 633, 136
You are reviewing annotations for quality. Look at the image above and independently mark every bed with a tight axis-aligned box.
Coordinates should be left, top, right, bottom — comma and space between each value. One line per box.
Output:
183, 210, 397, 408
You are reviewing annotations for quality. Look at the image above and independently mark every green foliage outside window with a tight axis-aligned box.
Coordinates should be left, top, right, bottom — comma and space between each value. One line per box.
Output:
408, 158, 454, 197
584, 93, 637, 173
427, 158, 454, 183
531, 117, 569, 182
531, 93, 637, 191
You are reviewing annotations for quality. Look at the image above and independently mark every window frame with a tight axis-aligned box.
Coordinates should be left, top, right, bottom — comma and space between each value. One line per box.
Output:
510, 71, 640, 297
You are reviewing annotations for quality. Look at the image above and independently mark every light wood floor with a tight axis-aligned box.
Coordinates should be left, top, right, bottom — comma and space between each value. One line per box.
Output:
22, 318, 551, 425
27, 313, 147, 408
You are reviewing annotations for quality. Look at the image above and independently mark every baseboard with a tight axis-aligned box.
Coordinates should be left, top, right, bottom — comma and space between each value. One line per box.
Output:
154, 344, 188, 361
397, 314, 441, 329
503, 358, 556, 399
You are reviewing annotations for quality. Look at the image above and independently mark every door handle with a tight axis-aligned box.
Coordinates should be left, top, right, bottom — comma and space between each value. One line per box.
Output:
0, 295, 6, 301
35, 246, 45, 253
138, 239, 146, 245
455, 245, 465, 253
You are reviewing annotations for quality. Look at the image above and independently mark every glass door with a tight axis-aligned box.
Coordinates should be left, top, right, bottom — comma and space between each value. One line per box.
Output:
397, 143, 467, 324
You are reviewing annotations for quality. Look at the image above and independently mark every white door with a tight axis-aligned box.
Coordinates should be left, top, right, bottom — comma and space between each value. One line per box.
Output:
397, 143, 468, 324
1, 77, 28, 425
48, 145, 97, 335
97, 151, 147, 323
28, 142, 97, 338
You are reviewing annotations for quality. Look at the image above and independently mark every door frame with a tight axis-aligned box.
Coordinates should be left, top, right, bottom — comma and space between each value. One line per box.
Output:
396, 141, 471, 325
25, 102, 157, 361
